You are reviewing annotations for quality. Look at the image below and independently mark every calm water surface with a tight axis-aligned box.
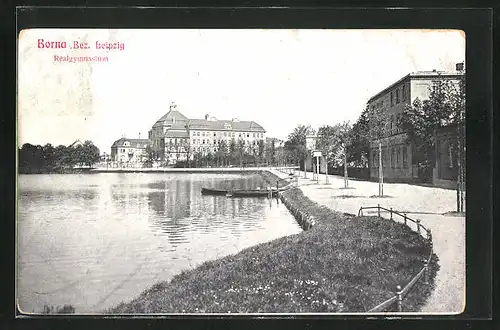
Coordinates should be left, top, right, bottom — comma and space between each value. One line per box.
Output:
17, 173, 302, 314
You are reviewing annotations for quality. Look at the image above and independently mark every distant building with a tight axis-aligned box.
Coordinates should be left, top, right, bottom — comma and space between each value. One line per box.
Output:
69, 139, 84, 148
367, 70, 462, 182
149, 103, 266, 164
110, 137, 150, 164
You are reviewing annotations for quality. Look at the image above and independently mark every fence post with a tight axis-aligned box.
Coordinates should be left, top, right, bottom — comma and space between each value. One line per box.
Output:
390, 207, 393, 220
377, 204, 380, 218
423, 259, 429, 285
403, 213, 407, 226
396, 285, 403, 312
416, 219, 421, 234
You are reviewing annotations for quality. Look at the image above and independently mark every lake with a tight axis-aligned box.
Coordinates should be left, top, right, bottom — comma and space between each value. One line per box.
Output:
17, 172, 302, 314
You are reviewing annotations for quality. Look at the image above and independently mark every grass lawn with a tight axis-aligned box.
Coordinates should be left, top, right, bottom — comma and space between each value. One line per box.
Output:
108, 188, 437, 314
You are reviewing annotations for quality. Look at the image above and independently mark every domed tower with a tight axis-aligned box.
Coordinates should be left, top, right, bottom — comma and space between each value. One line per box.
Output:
149, 102, 190, 163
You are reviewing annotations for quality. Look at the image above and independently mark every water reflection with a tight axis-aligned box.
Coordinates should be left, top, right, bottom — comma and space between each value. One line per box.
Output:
17, 173, 302, 314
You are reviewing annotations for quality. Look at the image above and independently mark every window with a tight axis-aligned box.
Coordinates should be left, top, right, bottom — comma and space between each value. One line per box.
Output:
396, 114, 401, 133
382, 149, 387, 167
403, 146, 408, 168
247, 133, 250, 138
402, 84, 406, 101
202, 139, 205, 144
214, 132, 216, 137
253, 133, 255, 137
214, 140, 217, 145
224, 132, 227, 137
390, 92, 394, 106
372, 151, 378, 167
391, 148, 395, 168
390, 115, 394, 132
396, 88, 400, 104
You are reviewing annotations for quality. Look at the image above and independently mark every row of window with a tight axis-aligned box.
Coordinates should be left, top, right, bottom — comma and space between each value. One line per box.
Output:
118, 148, 147, 153
390, 83, 408, 107
372, 83, 409, 111
166, 137, 264, 146
165, 145, 260, 153
191, 131, 264, 139
371, 145, 409, 168
389, 114, 403, 134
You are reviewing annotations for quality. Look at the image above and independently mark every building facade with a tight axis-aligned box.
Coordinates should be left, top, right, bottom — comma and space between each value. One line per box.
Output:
110, 137, 150, 164
433, 124, 459, 188
148, 103, 266, 164
367, 70, 462, 182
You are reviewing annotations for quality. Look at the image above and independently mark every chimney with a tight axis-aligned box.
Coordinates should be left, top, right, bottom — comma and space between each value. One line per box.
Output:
205, 114, 209, 120
139, 133, 141, 139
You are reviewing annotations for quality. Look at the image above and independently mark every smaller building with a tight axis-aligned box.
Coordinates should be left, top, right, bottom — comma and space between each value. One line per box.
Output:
110, 137, 150, 164
367, 69, 462, 182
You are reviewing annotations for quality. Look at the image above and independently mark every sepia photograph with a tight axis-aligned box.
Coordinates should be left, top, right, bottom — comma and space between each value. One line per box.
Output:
17, 28, 466, 315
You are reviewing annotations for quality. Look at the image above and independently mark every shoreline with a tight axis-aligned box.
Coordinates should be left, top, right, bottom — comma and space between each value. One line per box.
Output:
107, 180, 437, 314
89, 166, 298, 174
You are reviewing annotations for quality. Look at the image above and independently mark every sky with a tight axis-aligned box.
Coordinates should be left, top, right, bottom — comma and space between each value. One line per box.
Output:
18, 29, 465, 153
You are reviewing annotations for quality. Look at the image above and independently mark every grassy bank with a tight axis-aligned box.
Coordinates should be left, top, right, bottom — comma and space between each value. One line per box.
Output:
108, 188, 437, 314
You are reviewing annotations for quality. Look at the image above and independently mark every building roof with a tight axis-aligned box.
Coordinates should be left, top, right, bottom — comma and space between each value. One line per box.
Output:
152, 110, 189, 128
151, 107, 266, 139
69, 139, 84, 148
111, 138, 150, 148
368, 70, 463, 104
186, 118, 265, 132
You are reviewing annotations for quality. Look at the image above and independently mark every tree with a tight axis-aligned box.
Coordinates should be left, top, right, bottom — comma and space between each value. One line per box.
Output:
333, 122, 353, 188
285, 124, 315, 178
257, 139, 265, 165
347, 107, 370, 168
268, 139, 276, 166
316, 122, 352, 186
237, 139, 245, 167
367, 104, 389, 196
80, 141, 100, 168
229, 139, 237, 166
316, 125, 337, 184
143, 145, 156, 168
401, 74, 465, 211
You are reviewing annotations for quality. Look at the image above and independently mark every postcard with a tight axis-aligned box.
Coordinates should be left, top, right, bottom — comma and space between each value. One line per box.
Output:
17, 28, 466, 315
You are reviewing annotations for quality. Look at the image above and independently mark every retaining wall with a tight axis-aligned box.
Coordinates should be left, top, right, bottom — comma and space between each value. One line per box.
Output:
279, 189, 316, 231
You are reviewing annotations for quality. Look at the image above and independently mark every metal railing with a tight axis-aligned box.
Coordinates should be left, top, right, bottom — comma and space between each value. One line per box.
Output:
358, 204, 434, 313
